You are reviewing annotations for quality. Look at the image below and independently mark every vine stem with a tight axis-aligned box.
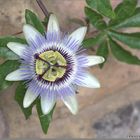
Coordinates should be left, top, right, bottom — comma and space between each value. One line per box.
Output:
11, 0, 49, 36
12, 31, 23, 36
36, 0, 49, 17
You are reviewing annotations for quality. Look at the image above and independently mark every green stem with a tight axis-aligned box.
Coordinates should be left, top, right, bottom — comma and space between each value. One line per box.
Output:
36, 0, 49, 17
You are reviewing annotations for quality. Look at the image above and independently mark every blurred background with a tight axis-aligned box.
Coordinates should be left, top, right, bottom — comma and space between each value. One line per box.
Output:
0, 0, 140, 138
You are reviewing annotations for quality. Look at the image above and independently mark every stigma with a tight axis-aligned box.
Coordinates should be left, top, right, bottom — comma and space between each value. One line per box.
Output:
35, 50, 67, 82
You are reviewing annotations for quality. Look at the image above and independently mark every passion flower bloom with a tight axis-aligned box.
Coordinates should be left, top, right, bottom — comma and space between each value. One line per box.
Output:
5, 14, 104, 115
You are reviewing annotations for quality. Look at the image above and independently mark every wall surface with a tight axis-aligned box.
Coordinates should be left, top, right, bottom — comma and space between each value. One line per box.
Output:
0, 0, 140, 138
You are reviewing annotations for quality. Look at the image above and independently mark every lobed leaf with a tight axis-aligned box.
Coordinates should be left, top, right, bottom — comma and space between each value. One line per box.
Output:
108, 30, 140, 49
0, 61, 20, 90
0, 48, 19, 60
42, 16, 49, 27
85, 7, 107, 30
109, 38, 140, 65
112, 13, 140, 29
86, 0, 98, 9
109, 0, 137, 26
115, 0, 137, 20
0, 36, 26, 60
15, 82, 34, 119
0, 36, 26, 48
25, 9, 45, 34
83, 32, 106, 48
36, 100, 56, 134
86, 0, 115, 19
133, 7, 140, 15
96, 39, 109, 68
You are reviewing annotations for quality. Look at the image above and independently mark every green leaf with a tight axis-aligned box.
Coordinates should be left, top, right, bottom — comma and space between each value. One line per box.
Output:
85, 7, 107, 30
0, 36, 26, 48
0, 61, 20, 90
115, 0, 137, 20
115, 0, 137, 19
83, 32, 106, 48
109, 0, 137, 26
133, 7, 140, 15
109, 38, 140, 65
36, 100, 56, 134
42, 16, 49, 27
0, 36, 26, 60
96, 40, 109, 68
116, 0, 137, 17
86, 0, 115, 19
108, 30, 140, 49
0, 48, 19, 60
112, 13, 140, 29
83, 38, 98, 48
15, 82, 34, 119
86, 0, 98, 9
25, 9, 45, 34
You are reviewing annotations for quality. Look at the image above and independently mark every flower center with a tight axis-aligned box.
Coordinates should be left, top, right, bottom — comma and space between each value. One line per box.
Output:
35, 50, 67, 82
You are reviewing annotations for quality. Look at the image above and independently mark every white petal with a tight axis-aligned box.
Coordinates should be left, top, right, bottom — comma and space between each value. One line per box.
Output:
23, 24, 42, 43
47, 14, 60, 32
70, 27, 87, 45
7, 42, 26, 56
85, 56, 105, 67
41, 93, 56, 115
62, 95, 78, 115
76, 73, 100, 88
23, 89, 39, 108
5, 69, 24, 81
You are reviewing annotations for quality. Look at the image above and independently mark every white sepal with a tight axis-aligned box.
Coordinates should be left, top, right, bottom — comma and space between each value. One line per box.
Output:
62, 94, 78, 115
41, 93, 56, 115
7, 42, 26, 56
70, 27, 87, 46
76, 72, 101, 88
47, 14, 60, 33
23, 89, 39, 108
23, 24, 42, 44
5, 69, 24, 81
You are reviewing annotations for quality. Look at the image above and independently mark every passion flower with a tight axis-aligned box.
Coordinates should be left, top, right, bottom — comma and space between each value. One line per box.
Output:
5, 14, 104, 115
